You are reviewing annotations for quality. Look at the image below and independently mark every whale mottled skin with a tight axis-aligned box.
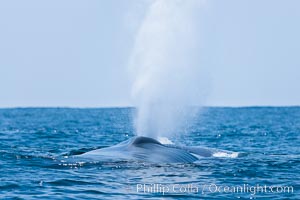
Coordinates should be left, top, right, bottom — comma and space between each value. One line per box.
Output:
76, 136, 239, 163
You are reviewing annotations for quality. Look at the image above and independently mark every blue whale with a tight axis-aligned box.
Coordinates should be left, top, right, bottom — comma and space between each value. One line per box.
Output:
76, 136, 240, 163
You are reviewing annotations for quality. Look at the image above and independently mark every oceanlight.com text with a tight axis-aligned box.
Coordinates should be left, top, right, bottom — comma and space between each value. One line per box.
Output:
135, 183, 294, 195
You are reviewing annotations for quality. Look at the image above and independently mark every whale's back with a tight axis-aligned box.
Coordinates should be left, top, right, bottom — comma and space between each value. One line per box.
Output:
77, 136, 198, 163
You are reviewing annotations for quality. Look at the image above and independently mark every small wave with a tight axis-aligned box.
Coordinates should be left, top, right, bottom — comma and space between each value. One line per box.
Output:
46, 179, 102, 186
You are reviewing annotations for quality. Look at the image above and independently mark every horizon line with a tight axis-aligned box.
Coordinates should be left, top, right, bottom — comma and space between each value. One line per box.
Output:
0, 105, 299, 109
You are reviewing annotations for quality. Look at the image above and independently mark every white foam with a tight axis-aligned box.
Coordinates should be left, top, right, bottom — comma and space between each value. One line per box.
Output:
158, 136, 174, 145
212, 152, 240, 158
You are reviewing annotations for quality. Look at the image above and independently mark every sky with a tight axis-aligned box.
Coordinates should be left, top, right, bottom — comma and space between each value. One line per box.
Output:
0, 0, 299, 107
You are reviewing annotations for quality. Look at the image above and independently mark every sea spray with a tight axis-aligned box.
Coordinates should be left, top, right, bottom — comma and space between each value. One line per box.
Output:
129, 0, 208, 139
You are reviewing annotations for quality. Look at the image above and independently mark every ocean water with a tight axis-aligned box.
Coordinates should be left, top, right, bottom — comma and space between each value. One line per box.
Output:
0, 107, 299, 199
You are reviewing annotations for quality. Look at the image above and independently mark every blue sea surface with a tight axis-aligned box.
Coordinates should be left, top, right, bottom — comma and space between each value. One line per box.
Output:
0, 107, 299, 199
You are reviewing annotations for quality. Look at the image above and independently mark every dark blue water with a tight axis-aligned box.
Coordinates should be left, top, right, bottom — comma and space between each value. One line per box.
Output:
0, 107, 299, 199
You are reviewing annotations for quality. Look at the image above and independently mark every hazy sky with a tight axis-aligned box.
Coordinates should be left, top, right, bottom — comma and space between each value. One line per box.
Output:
0, 0, 299, 107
